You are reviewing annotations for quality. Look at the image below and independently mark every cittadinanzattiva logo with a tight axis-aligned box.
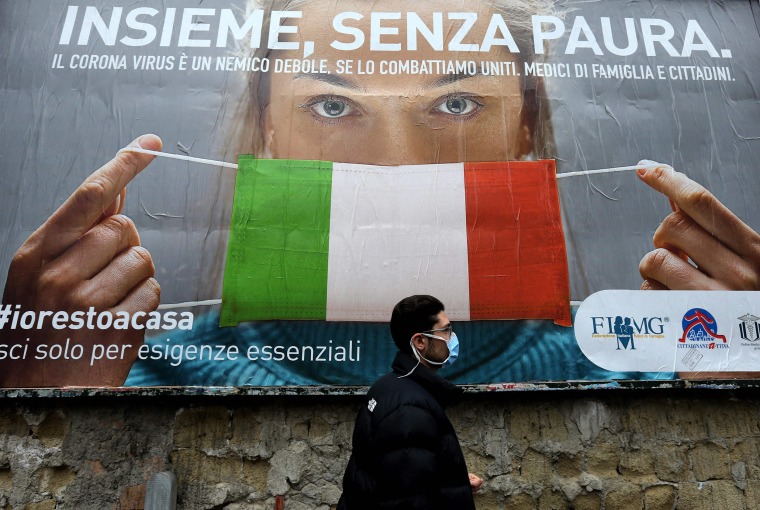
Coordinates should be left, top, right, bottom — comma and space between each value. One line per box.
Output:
677, 308, 727, 349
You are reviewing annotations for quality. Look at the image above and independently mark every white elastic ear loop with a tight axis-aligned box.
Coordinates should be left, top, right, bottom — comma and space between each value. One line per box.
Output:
118, 146, 239, 169
398, 338, 423, 379
397, 360, 421, 378
555, 162, 670, 179
119, 147, 669, 178
398, 334, 449, 378
115, 147, 673, 313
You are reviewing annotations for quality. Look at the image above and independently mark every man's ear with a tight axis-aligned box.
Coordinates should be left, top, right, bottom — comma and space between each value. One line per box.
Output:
411, 333, 427, 352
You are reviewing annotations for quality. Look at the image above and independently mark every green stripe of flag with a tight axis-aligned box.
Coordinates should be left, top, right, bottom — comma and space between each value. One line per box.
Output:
220, 157, 333, 326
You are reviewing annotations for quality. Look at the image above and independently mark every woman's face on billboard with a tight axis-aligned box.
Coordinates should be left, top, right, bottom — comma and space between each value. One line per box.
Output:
263, 0, 532, 165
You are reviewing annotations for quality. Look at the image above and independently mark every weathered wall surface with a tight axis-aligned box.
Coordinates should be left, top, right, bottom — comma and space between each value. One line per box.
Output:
1, 390, 759, 510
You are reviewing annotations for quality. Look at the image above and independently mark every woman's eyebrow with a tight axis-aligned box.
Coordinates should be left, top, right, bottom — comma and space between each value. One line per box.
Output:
292, 72, 363, 91
427, 70, 485, 89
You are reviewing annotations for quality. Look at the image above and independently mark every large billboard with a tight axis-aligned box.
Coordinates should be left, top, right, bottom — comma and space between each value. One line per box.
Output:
0, 0, 759, 388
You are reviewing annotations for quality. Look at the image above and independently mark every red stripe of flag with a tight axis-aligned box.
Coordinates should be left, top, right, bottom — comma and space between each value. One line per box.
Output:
464, 161, 571, 326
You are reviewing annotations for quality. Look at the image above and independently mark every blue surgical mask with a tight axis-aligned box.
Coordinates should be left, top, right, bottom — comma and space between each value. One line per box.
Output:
443, 332, 459, 368
417, 331, 459, 367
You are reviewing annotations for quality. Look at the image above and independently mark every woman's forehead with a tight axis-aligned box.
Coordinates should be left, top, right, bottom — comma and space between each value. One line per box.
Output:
289, 0, 519, 48
272, 0, 525, 92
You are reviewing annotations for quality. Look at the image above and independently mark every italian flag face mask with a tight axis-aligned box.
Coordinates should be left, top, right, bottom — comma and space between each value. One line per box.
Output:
220, 157, 571, 327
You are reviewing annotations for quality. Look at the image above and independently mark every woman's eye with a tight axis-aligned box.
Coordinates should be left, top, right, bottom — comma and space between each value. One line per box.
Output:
433, 96, 483, 116
308, 97, 354, 118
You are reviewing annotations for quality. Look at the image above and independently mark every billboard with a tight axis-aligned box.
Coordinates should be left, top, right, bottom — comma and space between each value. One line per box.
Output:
0, 0, 759, 388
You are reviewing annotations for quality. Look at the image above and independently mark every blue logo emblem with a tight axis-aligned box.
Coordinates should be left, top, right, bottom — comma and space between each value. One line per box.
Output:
678, 308, 727, 348
613, 316, 636, 350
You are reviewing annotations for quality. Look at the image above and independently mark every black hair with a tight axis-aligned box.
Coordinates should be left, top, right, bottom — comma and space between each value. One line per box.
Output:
390, 295, 445, 355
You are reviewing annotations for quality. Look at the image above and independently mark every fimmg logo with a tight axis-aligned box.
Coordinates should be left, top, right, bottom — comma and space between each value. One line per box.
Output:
677, 308, 727, 349
590, 315, 667, 350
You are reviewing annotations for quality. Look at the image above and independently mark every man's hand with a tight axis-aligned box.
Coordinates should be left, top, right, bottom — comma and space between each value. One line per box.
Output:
637, 162, 760, 291
468, 473, 483, 494
0, 135, 162, 387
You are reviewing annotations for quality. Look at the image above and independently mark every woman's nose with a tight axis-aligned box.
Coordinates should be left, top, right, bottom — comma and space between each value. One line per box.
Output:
363, 110, 441, 166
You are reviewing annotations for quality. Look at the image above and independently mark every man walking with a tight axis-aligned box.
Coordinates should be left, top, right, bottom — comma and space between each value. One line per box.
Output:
338, 295, 482, 510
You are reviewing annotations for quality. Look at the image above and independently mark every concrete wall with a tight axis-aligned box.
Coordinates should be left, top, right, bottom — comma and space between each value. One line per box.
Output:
1, 390, 760, 510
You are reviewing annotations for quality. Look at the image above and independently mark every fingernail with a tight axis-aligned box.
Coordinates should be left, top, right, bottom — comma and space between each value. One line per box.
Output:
636, 162, 650, 177
128, 134, 160, 149
637, 159, 661, 177
138, 135, 153, 149
119, 135, 157, 156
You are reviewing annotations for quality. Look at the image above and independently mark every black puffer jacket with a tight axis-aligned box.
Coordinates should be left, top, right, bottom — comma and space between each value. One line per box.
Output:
337, 351, 475, 510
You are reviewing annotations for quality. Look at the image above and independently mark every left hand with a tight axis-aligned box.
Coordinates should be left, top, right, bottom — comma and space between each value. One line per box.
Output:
0, 135, 162, 387
468, 473, 483, 494
637, 162, 760, 291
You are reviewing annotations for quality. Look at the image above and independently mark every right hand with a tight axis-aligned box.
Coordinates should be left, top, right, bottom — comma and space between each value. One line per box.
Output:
637, 162, 760, 291
0, 135, 162, 387
469, 473, 483, 494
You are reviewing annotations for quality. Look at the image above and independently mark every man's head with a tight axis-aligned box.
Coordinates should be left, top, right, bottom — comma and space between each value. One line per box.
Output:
390, 295, 446, 356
